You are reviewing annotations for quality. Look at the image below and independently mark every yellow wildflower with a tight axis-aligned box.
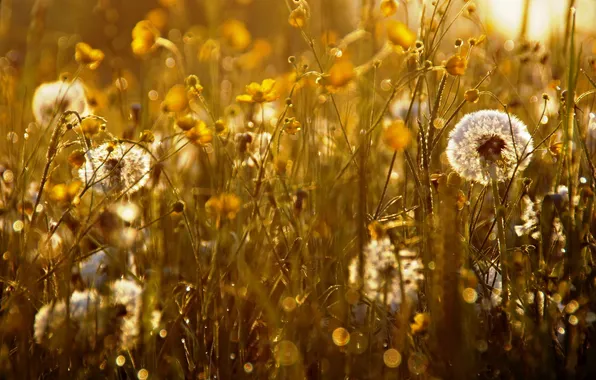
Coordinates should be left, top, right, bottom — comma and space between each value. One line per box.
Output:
75, 42, 105, 70
185, 75, 204, 98
284, 117, 301, 135
79, 117, 104, 138
145, 8, 169, 31
464, 88, 479, 103
386, 21, 416, 50
206, 193, 241, 227
445, 55, 467, 76
325, 58, 356, 91
221, 19, 251, 51
380, 0, 398, 17
198, 39, 220, 62
162, 84, 189, 112
383, 120, 411, 151
67, 150, 86, 168
175, 113, 199, 131
131, 20, 160, 56
49, 181, 82, 204
289, 5, 309, 28
184, 120, 213, 145
236, 79, 279, 103
410, 313, 431, 334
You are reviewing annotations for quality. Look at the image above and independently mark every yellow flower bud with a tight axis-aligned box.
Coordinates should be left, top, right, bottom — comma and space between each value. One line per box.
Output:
445, 55, 467, 76
289, 6, 308, 28
464, 89, 480, 103
80, 117, 102, 137
380, 0, 398, 17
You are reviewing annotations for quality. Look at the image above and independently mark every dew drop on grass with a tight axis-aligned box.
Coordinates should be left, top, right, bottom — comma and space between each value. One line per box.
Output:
383, 348, 402, 368
407, 353, 428, 375
137, 368, 148, 379
243, 362, 254, 373
273, 340, 299, 366
348, 332, 368, 354
332, 327, 350, 347
116, 355, 126, 366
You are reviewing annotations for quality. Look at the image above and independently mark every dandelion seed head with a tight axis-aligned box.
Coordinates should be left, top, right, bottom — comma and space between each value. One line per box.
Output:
446, 110, 533, 185
349, 237, 423, 310
34, 290, 105, 347
32, 80, 90, 127
78, 250, 110, 288
514, 195, 540, 238
110, 279, 162, 350
78, 142, 151, 194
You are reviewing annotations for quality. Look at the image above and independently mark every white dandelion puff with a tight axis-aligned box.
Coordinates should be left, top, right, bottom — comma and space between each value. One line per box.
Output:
348, 237, 424, 310
514, 195, 540, 239
446, 110, 533, 185
110, 279, 161, 350
78, 142, 152, 194
589, 113, 596, 138
476, 262, 503, 307
32, 79, 90, 127
34, 290, 106, 348
77, 249, 110, 288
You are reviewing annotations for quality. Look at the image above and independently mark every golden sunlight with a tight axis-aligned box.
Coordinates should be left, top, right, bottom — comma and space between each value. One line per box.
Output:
480, 0, 594, 40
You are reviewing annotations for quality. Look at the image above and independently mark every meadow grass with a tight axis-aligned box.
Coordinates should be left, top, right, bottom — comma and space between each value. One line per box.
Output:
1, 0, 596, 378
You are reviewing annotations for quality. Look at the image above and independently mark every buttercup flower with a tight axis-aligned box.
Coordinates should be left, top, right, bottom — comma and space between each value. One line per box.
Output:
131, 20, 160, 56
236, 79, 279, 103
386, 21, 416, 50
349, 237, 424, 310
32, 79, 90, 126
184, 119, 213, 145
206, 193, 241, 227
74, 42, 105, 70
446, 110, 533, 185
221, 19, 251, 51
78, 142, 152, 194
380, 0, 398, 17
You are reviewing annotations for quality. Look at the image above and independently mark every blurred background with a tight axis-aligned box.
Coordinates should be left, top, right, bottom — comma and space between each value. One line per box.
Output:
0, 0, 594, 84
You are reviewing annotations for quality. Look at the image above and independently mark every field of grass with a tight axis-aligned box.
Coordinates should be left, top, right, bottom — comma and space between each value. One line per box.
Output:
1, 0, 596, 378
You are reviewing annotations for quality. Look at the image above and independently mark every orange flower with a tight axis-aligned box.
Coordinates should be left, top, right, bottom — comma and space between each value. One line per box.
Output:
75, 42, 105, 70
236, 79, 279, 103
